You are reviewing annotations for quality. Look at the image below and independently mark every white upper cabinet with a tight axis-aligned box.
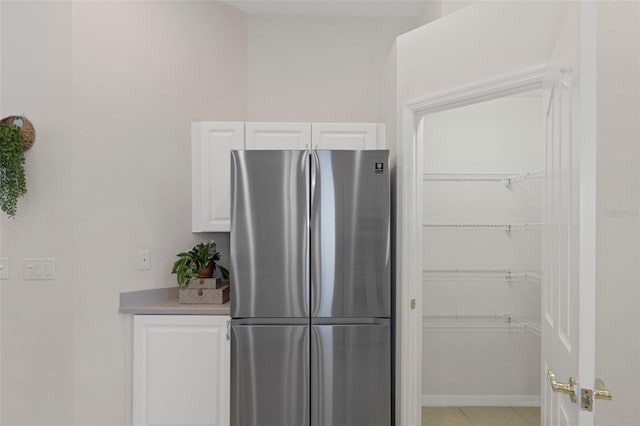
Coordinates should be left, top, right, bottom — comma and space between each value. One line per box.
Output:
312, 123, 385, 150
192, 121, 244, 232
192, 121, 385, 232
245, 122, 311, 150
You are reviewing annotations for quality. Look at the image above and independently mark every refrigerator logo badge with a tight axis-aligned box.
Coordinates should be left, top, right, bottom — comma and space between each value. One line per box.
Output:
375, 162, 384, 174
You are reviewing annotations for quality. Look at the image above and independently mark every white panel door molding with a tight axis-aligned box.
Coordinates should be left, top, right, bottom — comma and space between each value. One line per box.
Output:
312, 123, 381, 150
245, 122, 311, 150
192, 121, 244, 232
133, 315, 230, 426
542, 4, 596, 425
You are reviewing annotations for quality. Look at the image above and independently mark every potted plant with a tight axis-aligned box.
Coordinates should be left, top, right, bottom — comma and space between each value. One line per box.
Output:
171, 241, 230, 286
0, 123, 26, 218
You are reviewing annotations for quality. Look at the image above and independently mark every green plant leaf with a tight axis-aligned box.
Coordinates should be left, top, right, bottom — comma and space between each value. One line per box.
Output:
171, 240, 227, 286
0, 124, 27, 218
177, 270, 186, 286
218, 265, 230, 280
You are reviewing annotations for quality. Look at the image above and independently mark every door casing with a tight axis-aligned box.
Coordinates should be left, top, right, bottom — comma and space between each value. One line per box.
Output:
397, 6, 598, 417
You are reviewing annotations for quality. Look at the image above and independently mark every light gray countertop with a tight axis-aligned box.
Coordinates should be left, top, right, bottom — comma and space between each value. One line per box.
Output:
119, 286, 230, 315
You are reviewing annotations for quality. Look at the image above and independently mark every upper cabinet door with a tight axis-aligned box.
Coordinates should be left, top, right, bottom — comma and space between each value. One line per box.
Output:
245, 122, 311, 150
312, 123, 385, 150
192, 121, 244, 232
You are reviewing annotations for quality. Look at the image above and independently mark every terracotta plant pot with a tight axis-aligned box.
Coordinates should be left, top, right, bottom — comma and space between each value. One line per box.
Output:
197, 262, 215, 278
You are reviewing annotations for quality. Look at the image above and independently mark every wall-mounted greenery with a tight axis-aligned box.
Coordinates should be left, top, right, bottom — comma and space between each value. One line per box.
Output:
0, 124, 27, 218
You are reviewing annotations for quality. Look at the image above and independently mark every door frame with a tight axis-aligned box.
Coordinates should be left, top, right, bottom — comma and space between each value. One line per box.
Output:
397, 66, 547, 425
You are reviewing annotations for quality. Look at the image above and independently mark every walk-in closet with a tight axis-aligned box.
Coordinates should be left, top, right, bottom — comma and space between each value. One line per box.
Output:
421, 90, 543, 426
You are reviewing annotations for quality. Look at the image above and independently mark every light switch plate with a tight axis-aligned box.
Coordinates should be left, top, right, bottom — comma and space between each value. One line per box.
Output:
0, 258, 8, 280
137, 250, 151, 270
24, 258, 56, 280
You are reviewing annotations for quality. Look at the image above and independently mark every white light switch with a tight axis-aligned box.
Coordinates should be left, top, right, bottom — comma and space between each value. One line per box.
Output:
137, 250, 151, 270
0, 258, 8, 280
24, 258, 56, 280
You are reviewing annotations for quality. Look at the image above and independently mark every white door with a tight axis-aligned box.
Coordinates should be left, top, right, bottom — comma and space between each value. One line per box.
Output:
541, 3, 596, 425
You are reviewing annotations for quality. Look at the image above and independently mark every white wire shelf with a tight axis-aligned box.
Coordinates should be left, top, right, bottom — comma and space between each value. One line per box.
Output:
509, 315, 542, 336
422, 314, 528, 332
422, 223, 542, 231
423, 171, 543, 185
422, 269, 542, 282
524, 272, 542, 283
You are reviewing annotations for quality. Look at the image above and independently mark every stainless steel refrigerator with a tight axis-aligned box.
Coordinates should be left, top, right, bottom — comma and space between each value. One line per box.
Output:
230, 150, 391, 426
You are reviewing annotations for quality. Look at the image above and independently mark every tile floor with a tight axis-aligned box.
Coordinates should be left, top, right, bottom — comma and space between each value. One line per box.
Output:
422, 406, 540, 426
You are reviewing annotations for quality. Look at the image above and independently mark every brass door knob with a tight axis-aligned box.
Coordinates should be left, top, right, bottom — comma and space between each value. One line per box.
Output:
594, 378, 613, 400
547, 370, 577, 403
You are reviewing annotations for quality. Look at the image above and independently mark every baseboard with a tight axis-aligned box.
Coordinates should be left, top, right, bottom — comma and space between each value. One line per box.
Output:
422, 394, 540, 407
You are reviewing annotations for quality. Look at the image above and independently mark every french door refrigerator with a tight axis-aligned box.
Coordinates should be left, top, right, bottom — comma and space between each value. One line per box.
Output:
230, 149, 391, 426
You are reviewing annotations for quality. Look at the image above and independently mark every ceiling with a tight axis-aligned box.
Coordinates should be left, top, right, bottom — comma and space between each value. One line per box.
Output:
221, 0, 427, 17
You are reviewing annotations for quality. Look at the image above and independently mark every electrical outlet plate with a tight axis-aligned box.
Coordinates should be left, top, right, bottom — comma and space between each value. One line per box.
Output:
24, 258, 56, 280
137, 250, 151, 270
0, 258, 8, 280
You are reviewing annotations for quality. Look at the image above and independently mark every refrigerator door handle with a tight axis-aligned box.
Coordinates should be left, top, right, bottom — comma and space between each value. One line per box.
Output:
310, 150, 319, 208
310, 150, 321, 317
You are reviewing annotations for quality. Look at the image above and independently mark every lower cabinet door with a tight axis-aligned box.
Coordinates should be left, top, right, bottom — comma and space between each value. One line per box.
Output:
311, 321, 391, 426
133, 315, 230, 426
231, 323, 310, 426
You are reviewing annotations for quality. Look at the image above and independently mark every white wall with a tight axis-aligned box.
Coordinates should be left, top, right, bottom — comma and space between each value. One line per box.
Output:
421, 95, 542, 402
595, 2, 640, 426
395, 2, 567, 104
383, 44, 399, 163
1, 1, 247, 424
418, 0, 476, 25
246, 15, 417, 122
0, 2, 74, 424
422, 331, 540, 403
440, 0, 476, 17
422, 95, 542, 318
417, 1, 442, 25
71, 2, 246, 424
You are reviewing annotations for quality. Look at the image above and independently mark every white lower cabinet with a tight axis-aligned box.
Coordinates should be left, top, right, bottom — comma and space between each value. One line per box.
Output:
133, 315, 230, 426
